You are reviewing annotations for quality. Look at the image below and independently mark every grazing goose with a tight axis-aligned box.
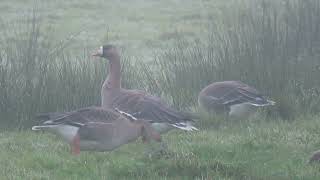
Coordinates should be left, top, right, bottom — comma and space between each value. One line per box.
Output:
32, 107, 161, 155
309, 150, 320, 164
198, 81, 275, 119
92, 45, 198, 133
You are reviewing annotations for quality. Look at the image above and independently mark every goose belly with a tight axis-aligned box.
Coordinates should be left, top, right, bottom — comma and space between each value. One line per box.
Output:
79, 135, 138, 152
79, 125, 141, 151
51, 125, 79, 142
229, 103, 257, 119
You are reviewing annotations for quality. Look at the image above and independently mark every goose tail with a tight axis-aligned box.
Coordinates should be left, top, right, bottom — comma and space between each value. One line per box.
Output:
248, 99, 276, 107
170, 121, 199, 131
267, 100, 276, 106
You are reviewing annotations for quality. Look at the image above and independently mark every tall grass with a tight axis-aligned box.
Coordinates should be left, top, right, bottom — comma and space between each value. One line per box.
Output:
153, 0, 320, 119
0, 13, 140, 129
1, 0, 320, 129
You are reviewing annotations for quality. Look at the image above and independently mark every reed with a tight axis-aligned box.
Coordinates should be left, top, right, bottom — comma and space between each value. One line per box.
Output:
1, 0, 320, 129
153, 0, 320, 119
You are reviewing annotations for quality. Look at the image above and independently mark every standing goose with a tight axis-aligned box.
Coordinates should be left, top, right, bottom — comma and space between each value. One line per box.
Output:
92, 45, 197, 133
32, 107, 161, 155
198, 81, 275, 119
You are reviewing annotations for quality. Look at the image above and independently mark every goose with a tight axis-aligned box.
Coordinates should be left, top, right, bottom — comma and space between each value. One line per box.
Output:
309, 150, 320, 164
92, 45, 198, 133
32, 107, 161, 155
198, 81, 275, 119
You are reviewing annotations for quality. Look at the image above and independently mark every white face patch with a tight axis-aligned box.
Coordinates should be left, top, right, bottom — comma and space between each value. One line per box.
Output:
98, 46, 103, 55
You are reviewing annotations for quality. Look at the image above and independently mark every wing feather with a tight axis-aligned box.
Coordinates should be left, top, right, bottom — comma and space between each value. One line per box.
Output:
112, 90, 195, 125
36, 106, 120, 127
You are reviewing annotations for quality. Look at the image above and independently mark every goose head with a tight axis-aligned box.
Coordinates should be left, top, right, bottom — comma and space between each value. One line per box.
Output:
92, 44, 119, 60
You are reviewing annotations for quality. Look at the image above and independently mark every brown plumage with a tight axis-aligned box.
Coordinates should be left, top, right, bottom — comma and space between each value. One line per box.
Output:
32, 106, 161, 155
198, 81, 275, 119
92, 45, 198, 132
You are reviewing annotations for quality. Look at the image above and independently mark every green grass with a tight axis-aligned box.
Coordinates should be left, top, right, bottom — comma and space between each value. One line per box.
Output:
1, 0, 319, 127
0, 0, 231, 128
0, 0, 229, 54
2, 116, 320, 179
1, 0, 320, 179
148, 0, 320, 118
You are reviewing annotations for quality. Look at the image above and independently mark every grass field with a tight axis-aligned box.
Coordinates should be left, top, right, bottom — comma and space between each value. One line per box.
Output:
0, 0, 229, 56
1, 0, 320, 179
1, 116, 320, 179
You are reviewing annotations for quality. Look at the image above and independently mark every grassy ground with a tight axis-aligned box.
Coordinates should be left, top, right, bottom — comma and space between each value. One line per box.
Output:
1, 115, 320, 179
0, 0, 230, 57
1, 0, 320, 179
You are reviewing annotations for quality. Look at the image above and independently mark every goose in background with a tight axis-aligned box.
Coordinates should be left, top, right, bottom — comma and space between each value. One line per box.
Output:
32, 107, 161, 155
309, 150, 320, 164
198, 81, 275, 119
92, 44, 198, 133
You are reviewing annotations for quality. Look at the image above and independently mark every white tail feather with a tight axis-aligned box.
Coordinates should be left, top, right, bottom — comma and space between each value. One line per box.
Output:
248, 99, 276, 107
267, 100, 276, 105
248, 103, 270, 107
170, 121, 198, 131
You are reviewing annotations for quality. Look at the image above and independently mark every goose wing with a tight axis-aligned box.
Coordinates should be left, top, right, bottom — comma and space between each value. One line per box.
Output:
37, 106, 121, 126
111, 90, 197, 130
205, 81, 274, 107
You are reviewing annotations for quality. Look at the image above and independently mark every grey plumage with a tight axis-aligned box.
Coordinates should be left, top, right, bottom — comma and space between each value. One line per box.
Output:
110, 89, 198, 131
198, 81, 275, 119
32, 106, 161, 154
93, 45, 198, 132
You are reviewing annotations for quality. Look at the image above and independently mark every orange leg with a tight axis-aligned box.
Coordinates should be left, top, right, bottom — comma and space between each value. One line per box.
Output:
71, 133, 80, 155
